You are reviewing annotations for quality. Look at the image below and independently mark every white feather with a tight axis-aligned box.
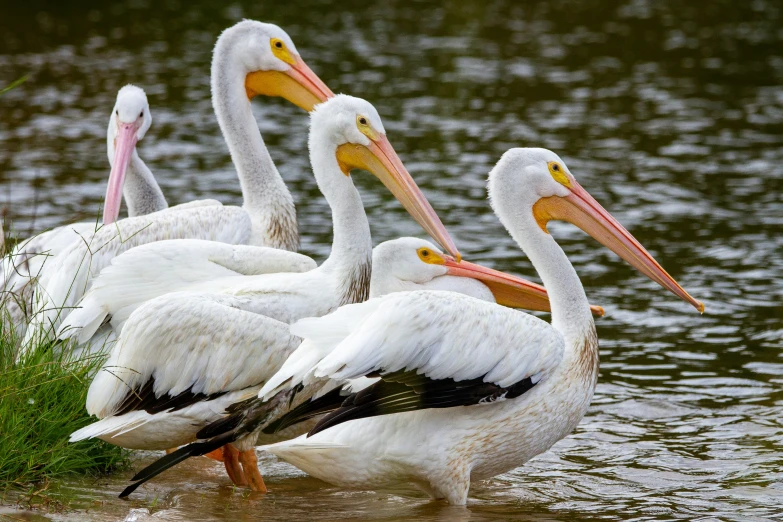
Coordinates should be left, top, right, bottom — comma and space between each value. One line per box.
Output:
59, 239, 316, 344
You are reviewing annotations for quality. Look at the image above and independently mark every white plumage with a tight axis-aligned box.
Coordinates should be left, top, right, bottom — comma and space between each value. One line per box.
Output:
58, 239, 317, 345
59, 236, 515, 347
22, 204, 248, 347
269, 291, 560, 394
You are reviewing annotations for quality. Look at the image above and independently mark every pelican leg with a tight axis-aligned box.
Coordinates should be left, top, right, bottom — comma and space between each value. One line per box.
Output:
238, 449, 267, 493
223, 444, 248, 487
203, 448, 225, 462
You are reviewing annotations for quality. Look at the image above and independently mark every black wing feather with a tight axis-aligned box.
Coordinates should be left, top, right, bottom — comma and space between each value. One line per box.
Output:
308, 369, 537, 437
113, 376, 230, 416
261, 387, 346, 434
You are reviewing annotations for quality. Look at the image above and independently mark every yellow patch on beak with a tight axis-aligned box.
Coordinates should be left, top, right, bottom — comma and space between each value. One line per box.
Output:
335, 143, 378, 176
245, 70, 321, 111
532, 196, 558, 233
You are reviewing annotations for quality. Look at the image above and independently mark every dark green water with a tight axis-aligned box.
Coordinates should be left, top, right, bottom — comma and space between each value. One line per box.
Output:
1, 0, 782, 520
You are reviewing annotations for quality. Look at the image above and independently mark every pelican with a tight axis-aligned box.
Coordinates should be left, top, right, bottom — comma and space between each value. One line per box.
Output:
2, 85, 165, 335
22, 20, 333, 345
70, 95, 460, 494
127, 148, 703, 504
112, 235, 603, 497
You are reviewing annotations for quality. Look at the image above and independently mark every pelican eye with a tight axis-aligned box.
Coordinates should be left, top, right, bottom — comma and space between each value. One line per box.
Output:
270, 38, 295, 65
139, 111, 144, 118
417, 247, 444, 264
356, 115, 378, 140
547, 161, 572, 188
115, 109, 119, 115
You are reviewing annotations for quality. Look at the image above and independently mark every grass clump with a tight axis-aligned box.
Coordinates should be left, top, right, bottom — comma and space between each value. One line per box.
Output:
0, 319, 129, 491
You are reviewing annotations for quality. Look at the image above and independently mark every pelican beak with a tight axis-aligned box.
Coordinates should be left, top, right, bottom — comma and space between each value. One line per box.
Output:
245, 56, 334, 111
442, 255, 604, 316
103, 122, 138, 224
533, 178, 704, 313
336, 135, 460, 259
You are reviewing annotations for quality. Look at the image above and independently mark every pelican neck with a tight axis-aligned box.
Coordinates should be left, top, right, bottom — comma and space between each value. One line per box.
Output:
506, 212, 595, 347
122, 150, 168, 217
211, 58, 298, 250
309, 139, 373, 302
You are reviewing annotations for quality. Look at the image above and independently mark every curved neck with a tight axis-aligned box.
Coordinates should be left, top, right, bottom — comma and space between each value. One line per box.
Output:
310, 141, 373, 305
211, 58, 298, 250
122, 150, 168, 217
506, 212, 595, 348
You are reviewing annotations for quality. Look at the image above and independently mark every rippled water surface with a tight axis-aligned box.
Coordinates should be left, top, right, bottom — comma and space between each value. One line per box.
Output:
1, 0, 782, 520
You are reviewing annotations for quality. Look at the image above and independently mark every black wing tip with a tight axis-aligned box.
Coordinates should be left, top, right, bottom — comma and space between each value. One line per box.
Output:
119, 482, 141, 498
118, 440, 223, 498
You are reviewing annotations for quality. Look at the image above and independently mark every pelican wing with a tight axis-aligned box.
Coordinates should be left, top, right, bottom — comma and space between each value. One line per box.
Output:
22, 205, 252, 347
259, 291, 564, 428
59, 239, 316, 344
86, 291, 302, 419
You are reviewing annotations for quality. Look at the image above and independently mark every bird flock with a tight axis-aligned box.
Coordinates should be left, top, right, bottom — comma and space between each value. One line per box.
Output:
1, 20, 703, 505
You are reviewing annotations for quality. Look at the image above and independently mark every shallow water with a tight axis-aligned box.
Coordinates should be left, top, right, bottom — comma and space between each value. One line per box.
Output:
1, 0, 782, 520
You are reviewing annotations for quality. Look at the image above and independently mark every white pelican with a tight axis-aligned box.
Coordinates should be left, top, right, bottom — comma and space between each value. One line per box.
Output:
2, 85, 165, 335
70, 95, 461, 494
125, 148, 703, 503
22, 20, 333, 344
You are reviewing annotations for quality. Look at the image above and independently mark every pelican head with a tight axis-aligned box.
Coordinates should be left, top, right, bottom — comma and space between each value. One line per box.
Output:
371, 237, 603, 315
214, 20, 333, 111
310, 95, 459, 259
104, 85, 152, 224
488, 147, 703, 313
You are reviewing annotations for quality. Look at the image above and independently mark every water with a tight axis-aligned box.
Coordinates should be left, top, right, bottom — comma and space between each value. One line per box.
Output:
1, 0, 782, 520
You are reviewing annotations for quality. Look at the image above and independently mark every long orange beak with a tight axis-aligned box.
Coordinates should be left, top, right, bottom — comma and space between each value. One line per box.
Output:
336, 135, 460, 259
103, 122, 138, 224
442, 256, 604, 316
533, 178, 704, 313
245, 56, 334, 111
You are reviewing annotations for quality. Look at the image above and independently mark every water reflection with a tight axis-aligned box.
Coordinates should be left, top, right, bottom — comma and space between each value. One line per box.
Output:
1, 0, 782, 520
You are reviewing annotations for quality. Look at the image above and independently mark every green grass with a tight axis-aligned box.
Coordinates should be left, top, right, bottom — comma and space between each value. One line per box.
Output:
0, 318, 129, 491
0, 76, 28, 96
